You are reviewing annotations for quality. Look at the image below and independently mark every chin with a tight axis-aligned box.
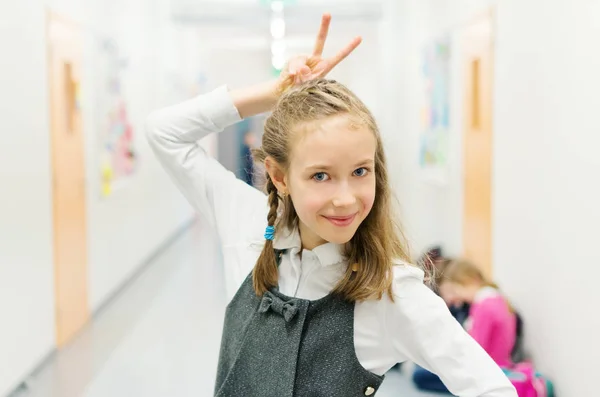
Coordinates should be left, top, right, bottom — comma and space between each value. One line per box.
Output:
321, 228, 358, 245
326, 236, 352, 245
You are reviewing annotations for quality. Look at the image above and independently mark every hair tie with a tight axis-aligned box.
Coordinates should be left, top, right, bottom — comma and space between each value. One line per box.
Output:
264, 225, 275, 241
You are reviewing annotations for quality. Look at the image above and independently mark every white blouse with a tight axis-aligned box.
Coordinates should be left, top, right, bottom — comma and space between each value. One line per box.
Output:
145, 85, 517, 396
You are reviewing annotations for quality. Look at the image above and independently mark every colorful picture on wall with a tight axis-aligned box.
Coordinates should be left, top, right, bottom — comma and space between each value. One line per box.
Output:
97, 38, 137, 197
419, 36, 450, 175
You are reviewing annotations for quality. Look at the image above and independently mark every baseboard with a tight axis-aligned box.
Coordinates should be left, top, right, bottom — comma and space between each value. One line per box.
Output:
5, 347, 56, 397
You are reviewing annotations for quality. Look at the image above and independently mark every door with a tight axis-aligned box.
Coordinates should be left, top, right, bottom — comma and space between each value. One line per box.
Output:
462, 11, 495, 278
47, 11, 89, 347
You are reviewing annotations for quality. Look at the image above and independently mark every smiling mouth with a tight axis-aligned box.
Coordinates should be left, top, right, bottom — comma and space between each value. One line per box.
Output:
322, 214, 357, 227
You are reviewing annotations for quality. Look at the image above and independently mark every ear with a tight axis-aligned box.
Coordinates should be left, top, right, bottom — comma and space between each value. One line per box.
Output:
264, 156, 288, 194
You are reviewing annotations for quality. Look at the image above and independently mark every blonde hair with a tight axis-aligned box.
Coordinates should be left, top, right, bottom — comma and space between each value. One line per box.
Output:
443, 258, 515, 312
440, 258, 498, 289
442, 258, 498, 288
252, 79, 412, 302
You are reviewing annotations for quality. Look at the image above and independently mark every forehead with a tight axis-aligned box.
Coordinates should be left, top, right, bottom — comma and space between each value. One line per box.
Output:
290, 115, 376, 168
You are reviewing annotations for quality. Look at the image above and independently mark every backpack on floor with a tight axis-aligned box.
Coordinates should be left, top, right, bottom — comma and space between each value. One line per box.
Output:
502, 362, 554, 397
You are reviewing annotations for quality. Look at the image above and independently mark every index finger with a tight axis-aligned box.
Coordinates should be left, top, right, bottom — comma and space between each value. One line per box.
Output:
313, 13, 331, 57
324, 36, 362, 73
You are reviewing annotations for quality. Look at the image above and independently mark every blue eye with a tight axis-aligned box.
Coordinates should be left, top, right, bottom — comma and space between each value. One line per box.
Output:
353, 167, 369, 177
312, 172, 329, 182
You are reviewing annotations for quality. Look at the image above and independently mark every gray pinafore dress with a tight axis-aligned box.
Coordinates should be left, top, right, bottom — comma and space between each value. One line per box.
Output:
214, 250, 385, 397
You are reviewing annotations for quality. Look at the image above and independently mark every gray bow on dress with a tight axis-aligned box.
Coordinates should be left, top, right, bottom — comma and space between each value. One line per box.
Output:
258, 291, 299, 322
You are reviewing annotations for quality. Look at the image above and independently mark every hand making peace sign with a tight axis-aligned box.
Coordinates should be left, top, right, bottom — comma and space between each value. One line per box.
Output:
276, 13, 362, 93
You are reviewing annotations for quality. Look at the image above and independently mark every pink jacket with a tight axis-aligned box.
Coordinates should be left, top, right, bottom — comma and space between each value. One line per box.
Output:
465, 287, 517, 367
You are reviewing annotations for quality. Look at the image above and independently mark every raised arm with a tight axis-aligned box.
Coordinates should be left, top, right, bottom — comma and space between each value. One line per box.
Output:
145, 85, 269, 247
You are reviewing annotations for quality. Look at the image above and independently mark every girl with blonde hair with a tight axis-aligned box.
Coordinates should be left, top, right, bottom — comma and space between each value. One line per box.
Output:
147, 14, 515, 397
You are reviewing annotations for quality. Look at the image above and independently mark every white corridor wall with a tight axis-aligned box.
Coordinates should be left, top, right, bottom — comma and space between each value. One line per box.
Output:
381, 0, 600, 395
0, 0, 199, 394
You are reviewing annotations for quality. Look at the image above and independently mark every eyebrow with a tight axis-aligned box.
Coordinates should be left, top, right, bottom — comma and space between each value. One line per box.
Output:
305, 159, 375, 172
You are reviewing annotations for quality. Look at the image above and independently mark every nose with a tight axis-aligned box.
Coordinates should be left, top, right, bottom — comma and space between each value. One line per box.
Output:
331, 183, 357, 208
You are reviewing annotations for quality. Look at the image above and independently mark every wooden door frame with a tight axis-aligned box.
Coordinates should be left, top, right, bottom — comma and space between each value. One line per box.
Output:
462, 9, 495, 278
47, 9, 90, 347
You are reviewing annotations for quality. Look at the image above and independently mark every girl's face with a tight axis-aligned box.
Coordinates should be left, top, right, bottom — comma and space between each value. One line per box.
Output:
286, 114, 377, 250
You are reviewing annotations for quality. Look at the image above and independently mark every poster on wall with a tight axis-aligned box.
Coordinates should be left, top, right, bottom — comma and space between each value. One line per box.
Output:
419, 36, 451, 184
96, 38, 137, 198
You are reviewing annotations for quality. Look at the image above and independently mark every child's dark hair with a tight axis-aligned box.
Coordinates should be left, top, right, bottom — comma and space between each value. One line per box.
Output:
252, 79, 413, 302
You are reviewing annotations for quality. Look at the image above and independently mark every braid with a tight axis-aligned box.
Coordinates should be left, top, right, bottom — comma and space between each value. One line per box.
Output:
252, 174, 280, 295
266, 176, 279, 227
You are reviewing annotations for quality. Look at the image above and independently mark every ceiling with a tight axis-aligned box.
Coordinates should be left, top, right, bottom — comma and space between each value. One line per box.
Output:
169, 0, 386, 53
171, 0, 385, 31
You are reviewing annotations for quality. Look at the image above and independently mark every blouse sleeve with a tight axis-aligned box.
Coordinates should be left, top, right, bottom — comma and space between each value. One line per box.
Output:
145, 85, 268, 249
386, 265, 517, 397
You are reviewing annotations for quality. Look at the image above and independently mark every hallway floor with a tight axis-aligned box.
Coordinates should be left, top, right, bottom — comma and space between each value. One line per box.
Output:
13, 220, 444, 397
